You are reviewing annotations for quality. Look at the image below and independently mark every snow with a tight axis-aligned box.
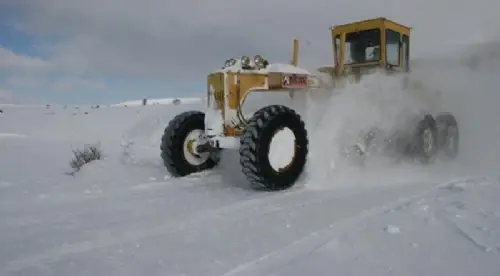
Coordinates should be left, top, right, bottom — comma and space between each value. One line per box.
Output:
231, 176, 500, 276
2, 41, 500, 276
217, 58, 311, 75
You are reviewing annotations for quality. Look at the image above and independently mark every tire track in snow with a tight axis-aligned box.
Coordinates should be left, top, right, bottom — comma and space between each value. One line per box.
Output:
2, 171, 235, 220
0, 182, 337, 275
1, 178, 443, 275
218, 175, 496, 276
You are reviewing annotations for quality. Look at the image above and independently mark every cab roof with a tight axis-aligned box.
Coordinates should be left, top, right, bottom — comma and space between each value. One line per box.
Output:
331, 17, 411, 37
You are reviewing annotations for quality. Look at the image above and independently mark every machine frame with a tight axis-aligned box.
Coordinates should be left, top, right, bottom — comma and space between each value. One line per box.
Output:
160, 17, 459, 191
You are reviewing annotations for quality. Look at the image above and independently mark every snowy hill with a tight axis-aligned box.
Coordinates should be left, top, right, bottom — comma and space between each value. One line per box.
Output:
1, 41, 500, 276
112, 97, 203, 107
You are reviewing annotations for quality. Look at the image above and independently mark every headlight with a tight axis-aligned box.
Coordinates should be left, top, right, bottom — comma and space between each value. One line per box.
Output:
253, 55, 265, 69
240, 56, 251, 68
224, 58, 236, 68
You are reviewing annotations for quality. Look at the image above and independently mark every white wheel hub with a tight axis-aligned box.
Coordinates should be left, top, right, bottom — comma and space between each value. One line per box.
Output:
268, 127, 296, 172
183, 129, 210, 166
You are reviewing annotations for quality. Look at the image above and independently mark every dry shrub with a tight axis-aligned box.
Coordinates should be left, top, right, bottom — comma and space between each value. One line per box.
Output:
67, 144, 103, 175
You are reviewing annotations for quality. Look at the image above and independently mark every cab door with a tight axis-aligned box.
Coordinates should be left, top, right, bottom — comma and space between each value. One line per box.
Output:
385, 28, 402, 72
401, 34, 410, 72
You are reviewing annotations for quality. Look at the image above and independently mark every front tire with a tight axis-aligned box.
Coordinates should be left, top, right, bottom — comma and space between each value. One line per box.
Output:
239, 105, 309, 191
161, 111, 220, 177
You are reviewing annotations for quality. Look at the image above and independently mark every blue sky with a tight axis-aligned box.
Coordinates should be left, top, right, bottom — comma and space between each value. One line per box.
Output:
0, 22, 204, 105
0, 0, 497, 105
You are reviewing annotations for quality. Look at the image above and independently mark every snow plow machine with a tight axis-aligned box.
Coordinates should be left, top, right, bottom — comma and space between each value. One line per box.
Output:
160, 17, 459, 191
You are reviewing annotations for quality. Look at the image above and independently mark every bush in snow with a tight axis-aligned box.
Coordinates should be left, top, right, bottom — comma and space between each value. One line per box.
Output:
68, 144, 103, 175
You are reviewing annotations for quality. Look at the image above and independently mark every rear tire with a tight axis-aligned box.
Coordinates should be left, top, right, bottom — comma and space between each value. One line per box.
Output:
239, 105, 309, 191
412, 114, 438, 164
436, 112, 459, 160
161, 111, 220, 177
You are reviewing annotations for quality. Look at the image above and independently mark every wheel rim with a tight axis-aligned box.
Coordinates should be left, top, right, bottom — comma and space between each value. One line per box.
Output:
268, 127, 296, 172
182, 129, 210, 166
423, 128, 434, 155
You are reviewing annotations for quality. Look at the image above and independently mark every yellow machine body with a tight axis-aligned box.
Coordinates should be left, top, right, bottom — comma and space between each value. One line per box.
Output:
206, 17, 412, 137
207, 63, 317, 137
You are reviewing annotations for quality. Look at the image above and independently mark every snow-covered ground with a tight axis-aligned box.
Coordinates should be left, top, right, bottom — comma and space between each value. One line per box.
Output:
1, 42, 500, 276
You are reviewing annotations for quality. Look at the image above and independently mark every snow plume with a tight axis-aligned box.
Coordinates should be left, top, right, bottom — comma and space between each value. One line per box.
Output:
410, 40, 500, 172
302, 40, 500, 190
302, 72, 432, 189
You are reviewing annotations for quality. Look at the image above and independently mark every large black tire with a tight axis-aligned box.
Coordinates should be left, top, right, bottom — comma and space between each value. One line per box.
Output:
161, 111, 220, 176
411, 114, 438, 164
239, 105, 309, 191
436, 112, 459, 160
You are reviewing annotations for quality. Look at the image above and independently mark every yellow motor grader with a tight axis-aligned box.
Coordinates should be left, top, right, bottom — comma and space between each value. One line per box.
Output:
160, 17, 459, 191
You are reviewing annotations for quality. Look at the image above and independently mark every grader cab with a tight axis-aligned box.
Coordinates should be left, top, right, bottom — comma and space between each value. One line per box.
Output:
318, 17, 411, 78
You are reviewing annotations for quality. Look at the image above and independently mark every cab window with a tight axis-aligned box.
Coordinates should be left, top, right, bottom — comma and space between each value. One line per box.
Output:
386, 29, 401, 66
344, 29, 381, 65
